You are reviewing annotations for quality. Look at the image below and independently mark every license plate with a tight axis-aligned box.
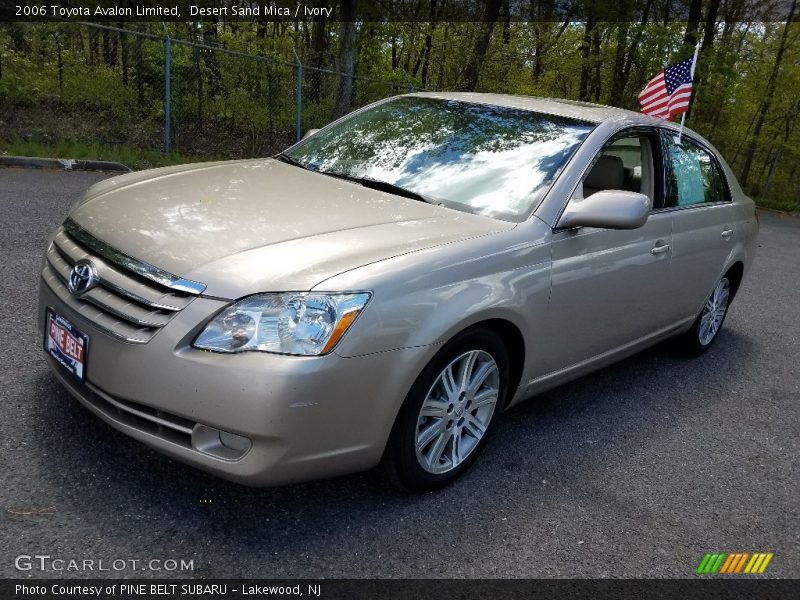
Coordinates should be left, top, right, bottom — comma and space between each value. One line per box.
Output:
44, 308, 89, 383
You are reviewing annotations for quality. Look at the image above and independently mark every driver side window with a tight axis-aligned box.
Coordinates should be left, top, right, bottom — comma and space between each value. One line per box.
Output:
582, 134, 656, 206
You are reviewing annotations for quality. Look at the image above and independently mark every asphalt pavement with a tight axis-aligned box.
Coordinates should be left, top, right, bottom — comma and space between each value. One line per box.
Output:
1, 167, 797, 579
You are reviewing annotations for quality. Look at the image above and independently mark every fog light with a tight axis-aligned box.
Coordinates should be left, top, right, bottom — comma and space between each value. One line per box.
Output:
191, 424, 251, 460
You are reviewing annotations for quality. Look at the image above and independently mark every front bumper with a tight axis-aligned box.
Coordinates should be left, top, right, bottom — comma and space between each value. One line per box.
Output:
38, 277, 429, 486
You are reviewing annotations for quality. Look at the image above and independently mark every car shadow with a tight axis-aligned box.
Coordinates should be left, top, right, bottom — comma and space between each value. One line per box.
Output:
25, 327, 753, 574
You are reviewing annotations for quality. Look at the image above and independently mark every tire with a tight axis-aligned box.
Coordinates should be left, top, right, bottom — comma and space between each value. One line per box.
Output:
384, 328, 510, 492
677, 276, 732, 356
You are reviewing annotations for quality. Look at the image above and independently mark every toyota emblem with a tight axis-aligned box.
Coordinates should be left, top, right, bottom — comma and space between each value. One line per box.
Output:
68, 260, 98, 295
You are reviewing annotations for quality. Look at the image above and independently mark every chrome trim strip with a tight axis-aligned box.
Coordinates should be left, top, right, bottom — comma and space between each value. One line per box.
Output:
41, 274, 152, 345
79, 294, 169, 328
85, 382, 194, 436
49, 242, 186, 311
63, 219, 206, 295
47, 252, 168, 326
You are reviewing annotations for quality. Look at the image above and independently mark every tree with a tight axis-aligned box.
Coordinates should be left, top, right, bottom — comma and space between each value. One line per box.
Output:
331, 0, 357, 120
461, 0, 503, 91
740, 0, 796, 188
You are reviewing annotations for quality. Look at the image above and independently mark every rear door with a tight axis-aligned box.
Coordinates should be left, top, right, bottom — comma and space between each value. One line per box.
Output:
661, 132, 738, 320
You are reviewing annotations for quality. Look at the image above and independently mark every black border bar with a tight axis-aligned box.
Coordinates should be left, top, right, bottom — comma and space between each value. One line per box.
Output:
3, 579, 800, 600
0, 0, 796, 23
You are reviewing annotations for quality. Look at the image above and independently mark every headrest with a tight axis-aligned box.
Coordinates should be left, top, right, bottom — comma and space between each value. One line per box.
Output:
585, 155, 624, 192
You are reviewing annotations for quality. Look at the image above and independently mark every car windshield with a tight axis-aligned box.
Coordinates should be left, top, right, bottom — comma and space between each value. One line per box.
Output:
283, 97, 595, 221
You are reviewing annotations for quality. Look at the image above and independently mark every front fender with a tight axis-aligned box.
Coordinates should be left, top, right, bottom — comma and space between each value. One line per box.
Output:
322, 221, 552, 368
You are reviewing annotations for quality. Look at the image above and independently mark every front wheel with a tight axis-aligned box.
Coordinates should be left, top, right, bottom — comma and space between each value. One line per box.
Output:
678, 276, 731, 355
384, 328, 510, 491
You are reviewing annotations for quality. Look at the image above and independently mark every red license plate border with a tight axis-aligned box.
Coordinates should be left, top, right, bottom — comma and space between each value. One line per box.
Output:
43, 307, 90, 384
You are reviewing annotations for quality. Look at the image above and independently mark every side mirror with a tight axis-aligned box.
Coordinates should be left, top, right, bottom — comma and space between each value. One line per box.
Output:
557, 190, 652, 230
301, 128, 320, 141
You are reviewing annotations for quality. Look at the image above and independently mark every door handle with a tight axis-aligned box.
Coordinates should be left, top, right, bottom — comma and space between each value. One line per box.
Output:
651, 243, 671, 255
721, 228, 734, 239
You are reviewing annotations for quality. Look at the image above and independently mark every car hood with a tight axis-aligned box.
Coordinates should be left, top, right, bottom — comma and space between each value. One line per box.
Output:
69, 159, 513, 298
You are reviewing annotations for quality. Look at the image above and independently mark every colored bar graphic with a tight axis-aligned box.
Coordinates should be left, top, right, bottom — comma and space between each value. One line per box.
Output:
720, 553, 738, 574
697, 553, 713, 574
744, 554, 760, 574
719, 554, 736, 573
759, 553, 773, 573
699, 552, 774, 574
733, 553, 749, 573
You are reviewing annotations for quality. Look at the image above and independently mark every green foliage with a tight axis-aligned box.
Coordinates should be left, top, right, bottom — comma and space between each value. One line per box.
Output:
0, 139, 217, 170
0, 13, 798, 210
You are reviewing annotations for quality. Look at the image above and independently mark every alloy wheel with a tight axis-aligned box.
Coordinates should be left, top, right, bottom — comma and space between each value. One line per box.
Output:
698, 278, 730, 346
414, 350, 500, 475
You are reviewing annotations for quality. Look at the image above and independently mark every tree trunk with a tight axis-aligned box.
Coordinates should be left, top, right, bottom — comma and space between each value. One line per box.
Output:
683, 0, 703, 47
579, 7, 596, 102
202, 19, 223, 98
461, 0, 503, 91
192, 41, 204, 127
609, 22, 629, 106
437, 24, 449, 90
331, 0, 357, 120
420, 0, 438, 88
52, 33, 63, 93
119, 25, 129, 86
501, 0, 511, 45
591, 27, 602, 101
761, 152, 779, 198
102, 29, 110, 66
88, 28, 98, 65
701, 0, 721, 52
134, 28, 144, 112
532, 23, 543, 83
309, 15, 327, 102
420, 31, 433, 88
740, 0, 796, 187
619, 0, 653, 109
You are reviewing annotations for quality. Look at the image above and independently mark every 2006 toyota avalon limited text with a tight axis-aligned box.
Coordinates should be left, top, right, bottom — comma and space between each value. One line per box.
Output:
39, 93, 757, 490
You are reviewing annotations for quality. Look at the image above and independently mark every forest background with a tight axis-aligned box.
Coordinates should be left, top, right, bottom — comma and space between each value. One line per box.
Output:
1, 0, 798, 211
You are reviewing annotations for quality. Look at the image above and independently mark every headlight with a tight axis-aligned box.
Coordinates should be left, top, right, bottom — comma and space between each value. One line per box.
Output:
193, 292, 371, 356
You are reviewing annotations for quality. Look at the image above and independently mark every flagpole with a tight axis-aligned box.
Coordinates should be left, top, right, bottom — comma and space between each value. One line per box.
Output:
677, 41, 701, 143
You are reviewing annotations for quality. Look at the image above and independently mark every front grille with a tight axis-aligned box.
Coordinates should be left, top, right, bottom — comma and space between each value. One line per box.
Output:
43, 226, 196, 343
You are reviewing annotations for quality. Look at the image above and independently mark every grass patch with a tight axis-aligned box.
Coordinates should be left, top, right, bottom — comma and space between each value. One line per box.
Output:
754, 195, 800, 214
0, 139, 223, 170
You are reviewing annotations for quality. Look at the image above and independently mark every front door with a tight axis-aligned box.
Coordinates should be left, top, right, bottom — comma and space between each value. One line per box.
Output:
539, 130, 676, 375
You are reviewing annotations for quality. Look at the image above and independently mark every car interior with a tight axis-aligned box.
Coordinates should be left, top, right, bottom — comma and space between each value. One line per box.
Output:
582, 135, 655, 202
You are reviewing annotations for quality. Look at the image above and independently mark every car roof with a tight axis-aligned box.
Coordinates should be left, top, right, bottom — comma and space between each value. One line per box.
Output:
407, 91, 679, 128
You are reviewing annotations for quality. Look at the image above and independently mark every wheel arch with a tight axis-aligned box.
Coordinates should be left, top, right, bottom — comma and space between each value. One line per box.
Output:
460, 318, 526, 408
724, 261, 745, 301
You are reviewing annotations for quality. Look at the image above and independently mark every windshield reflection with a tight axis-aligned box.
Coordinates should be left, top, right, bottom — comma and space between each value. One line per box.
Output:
286, 97, 594, 220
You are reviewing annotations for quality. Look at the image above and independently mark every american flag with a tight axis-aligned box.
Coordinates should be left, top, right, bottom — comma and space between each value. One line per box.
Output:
638, 55, 696, 119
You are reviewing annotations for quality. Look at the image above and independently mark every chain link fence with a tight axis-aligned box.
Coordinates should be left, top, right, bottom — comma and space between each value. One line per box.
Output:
0, 22, 420, 163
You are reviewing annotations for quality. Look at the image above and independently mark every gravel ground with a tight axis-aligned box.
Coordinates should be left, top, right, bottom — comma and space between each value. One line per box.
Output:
0, 167, 797, 579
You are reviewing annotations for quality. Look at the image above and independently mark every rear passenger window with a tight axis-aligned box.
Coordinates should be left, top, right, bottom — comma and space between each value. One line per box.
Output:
666, 137, 729, 207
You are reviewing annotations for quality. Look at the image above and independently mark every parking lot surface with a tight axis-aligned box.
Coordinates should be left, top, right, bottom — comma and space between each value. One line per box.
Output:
1, 167, 797, 578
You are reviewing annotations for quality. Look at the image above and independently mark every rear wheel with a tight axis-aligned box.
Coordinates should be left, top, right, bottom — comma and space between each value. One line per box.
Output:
384, 329, 509, 491
678, 276, 731, 355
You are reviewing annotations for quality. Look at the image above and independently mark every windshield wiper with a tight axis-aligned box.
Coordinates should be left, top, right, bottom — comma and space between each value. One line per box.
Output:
274, 153, 309, 170
318, 171, 431, 204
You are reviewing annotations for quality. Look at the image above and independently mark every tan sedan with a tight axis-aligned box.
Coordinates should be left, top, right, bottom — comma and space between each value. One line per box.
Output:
39, 93, 758, 490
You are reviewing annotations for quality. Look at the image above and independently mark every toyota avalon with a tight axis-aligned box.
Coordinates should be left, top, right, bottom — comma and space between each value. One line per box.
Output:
39, 93, 758, 490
